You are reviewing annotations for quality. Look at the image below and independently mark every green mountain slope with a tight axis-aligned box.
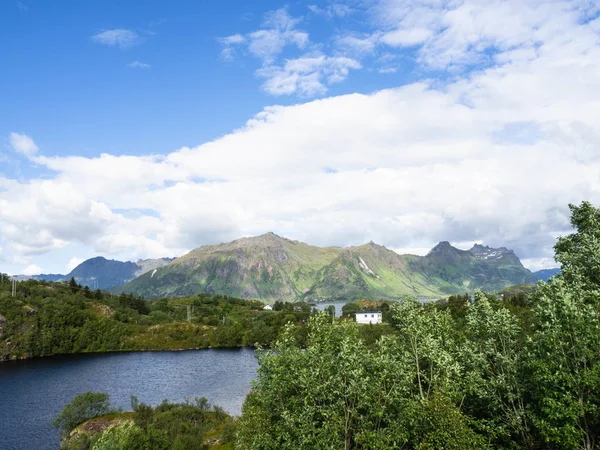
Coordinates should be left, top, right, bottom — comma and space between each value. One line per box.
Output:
114, 233, 536, 301
117, 233, 341, 300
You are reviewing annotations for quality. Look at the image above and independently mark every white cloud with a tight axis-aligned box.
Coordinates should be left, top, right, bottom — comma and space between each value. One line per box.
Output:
336, 34, 380, 56
380, 27, 433, 47
221, 34, 246, 46
127, 61, 151, 69
219, 8, 309, 65
257, 55, 362, 96
23, 264, 42, 275
522, 257, 559, 271
91, 29, 140, 49
2, 0, 600, 271
218, 34, 246, 60
373, 0, 600, 71
9, 132, 38, 156
248, 8, 309, 63
67, 257, 84, 272
308, 2, 354, 18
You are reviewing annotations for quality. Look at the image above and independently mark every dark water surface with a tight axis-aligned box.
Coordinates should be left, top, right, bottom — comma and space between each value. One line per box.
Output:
0, 349, 258, 450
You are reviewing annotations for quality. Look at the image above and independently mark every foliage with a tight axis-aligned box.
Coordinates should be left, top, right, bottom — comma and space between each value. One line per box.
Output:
0, 280, 312, 360
235, 200, 600, 450
59, 395, 234, 450
526, 278, 600, 449
53, 393, 116, 439
554, 201, 600, 304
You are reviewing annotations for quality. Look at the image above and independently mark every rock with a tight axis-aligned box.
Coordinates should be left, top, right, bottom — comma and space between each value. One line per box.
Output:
0, 314, 6, 336
23, 305, 37, 316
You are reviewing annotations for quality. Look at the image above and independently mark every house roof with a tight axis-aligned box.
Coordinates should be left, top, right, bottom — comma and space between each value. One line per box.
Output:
356, 310, 382, 314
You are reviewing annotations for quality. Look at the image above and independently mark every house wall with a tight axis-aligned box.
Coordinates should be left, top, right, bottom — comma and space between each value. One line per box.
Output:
356, 312, 382, 324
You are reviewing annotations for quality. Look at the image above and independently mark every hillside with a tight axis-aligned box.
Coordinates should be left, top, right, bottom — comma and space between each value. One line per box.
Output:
114, 233, 536, 301
117, 233, 341, 299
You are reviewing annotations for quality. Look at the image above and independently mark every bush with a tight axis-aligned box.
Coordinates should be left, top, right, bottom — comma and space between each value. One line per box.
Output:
53, 392, 116, 438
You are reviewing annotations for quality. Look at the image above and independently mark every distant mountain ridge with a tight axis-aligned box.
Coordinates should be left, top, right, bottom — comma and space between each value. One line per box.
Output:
18, 257, 175, 289
533, 268, 561, 282
114, 233, 537, 301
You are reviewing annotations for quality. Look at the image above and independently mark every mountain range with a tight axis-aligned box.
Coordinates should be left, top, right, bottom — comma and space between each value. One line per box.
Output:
112, 233, 537, 301
18, 257, 174, 290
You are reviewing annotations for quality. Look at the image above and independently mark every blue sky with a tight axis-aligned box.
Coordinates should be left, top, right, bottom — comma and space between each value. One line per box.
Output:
1, 0, 600, 275
1, 0, 420, 163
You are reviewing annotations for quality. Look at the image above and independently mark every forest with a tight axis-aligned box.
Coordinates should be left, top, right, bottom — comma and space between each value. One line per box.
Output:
0, 279, 316, 360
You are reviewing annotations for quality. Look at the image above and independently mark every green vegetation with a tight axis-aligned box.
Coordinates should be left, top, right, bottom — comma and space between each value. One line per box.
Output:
0, 279, 316, 361
43, 200, 600, 448
115, 233, 535, 301
57, 393, 234, 450
53, 393, 118, 439
236, 201, 600, 449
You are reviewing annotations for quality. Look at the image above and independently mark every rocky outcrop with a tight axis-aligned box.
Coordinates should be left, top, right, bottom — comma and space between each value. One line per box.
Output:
0, 314, 6, 337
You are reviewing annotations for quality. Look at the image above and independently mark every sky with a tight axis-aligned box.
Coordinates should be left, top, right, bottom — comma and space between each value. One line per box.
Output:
1, 0, 600, 276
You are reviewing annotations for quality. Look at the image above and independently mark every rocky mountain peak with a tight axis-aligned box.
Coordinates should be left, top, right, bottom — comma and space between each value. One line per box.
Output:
468, 244, 511, 260
427, 241, 459, 257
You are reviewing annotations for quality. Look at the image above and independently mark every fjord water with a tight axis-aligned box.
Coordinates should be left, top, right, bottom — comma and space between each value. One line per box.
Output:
0, 349, 258, 450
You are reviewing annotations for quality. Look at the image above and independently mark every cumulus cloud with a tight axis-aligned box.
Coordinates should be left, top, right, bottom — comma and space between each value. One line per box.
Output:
23, 264, 42, 275
2, 0, 599, 271
91, 29, 140, 49
219, 8, 308, 64
9, 132, 39, 156
257, 55, 362, 96
372, 0, 600, 70
66, 257, 84, 272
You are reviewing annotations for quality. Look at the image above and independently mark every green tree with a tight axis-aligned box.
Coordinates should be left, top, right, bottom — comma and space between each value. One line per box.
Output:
388, 299, 460, 401
53, 392, 115, 438
69, 277, 80, 294
236, 313, 482, 449
459, 293, 529, 447
341, 301, 359, 318
526, 279, 600, 449
554, 201, 600, 303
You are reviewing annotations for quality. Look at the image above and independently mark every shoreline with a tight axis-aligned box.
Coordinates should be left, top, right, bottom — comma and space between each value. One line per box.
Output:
0, 344, 259, 364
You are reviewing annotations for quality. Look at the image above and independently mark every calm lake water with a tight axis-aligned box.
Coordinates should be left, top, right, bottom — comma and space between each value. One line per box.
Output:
315, 298, 439, 317
0, 349, 258, 450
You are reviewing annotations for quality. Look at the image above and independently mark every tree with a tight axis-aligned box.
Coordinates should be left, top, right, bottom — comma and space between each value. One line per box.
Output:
236, 313, 483, 449
341, 301, 359, 318
554, 201, 600, 303
69, 277, 79, 294
325, 304, 335, 318
526, 279, 600, 449
388, 299, 460, 401
459, 293, 529, 447
53, 392, 115, 438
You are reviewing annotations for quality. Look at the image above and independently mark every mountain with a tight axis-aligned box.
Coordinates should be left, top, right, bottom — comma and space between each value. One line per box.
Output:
115, 233, 340, 299
533, 268, 561, 282
15, 257, 175, 290
12, 273, 64, 282
114, 233, 536, 301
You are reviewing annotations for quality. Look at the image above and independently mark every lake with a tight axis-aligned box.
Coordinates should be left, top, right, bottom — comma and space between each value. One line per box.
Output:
0, 349, 258, 450
314, 298, 439, 317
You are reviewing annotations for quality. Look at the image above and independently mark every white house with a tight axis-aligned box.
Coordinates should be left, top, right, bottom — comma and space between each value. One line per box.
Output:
356, 310, 382, 324
263, 305, 273, 311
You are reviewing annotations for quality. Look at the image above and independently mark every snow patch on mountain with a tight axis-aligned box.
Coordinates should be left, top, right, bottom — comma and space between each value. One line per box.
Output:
358, 256, 379, 279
